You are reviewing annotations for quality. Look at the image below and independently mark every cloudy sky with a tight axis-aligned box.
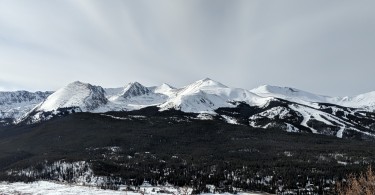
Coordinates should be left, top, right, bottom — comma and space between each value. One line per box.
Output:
0, 0, 374, 96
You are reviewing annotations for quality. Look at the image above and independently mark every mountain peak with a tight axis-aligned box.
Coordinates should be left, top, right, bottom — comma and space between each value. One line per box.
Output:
192, 78, 227, 88
67, 81, 90, 87
155, 83, 174, 91
202, 77, 213, 82
37, 81, 107, 112
159, 83, 174, 89
152, 83, 175, 97
70, 80, 85, 84
122, 82, 150, 98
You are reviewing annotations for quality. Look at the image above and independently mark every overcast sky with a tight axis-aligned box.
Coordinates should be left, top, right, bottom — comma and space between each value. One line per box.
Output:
0, 0, 374, 96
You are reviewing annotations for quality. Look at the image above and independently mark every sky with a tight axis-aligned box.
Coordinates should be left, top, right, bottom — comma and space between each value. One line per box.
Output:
0, 0, 375, 96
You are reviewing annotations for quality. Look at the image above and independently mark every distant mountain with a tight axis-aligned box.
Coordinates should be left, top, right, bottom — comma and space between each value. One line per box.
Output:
250, 85, 332, 105
2, 79, 375, 194
159, 78, 268, 113
121, 82, 151, 98
0, 90, 52, 125
251, 85, 375, 111
36, 81, 108, 112
335, 91, 375, 110
1, 78, 375, 140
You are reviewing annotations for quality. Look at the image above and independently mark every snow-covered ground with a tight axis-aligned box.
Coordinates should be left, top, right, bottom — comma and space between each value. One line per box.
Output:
0, 181, 266, 195
0, 181, 125, 195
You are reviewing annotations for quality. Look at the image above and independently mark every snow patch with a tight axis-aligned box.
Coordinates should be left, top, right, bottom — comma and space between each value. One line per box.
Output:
221, 115, 239, 125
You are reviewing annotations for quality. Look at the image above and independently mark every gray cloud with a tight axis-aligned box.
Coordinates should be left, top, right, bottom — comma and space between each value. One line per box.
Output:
0, 0, 374, 96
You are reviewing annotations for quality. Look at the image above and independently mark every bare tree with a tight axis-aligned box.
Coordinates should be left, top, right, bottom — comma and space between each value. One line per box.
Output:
337, 166, 375, 195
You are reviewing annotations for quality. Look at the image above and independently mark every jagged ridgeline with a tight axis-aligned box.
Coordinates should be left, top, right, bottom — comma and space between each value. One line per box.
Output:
1, 78, 375, 193
2, 78, 375, 139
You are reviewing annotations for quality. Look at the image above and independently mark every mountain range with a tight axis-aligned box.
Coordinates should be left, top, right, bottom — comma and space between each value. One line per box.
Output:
1, 78, 375, 140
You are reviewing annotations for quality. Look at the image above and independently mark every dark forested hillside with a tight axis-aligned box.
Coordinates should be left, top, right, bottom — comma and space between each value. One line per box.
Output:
0, 108, 375, 194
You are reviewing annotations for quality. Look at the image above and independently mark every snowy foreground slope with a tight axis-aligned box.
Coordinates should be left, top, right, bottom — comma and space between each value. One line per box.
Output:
0, 181, 263, 195
2, 78, 375, 139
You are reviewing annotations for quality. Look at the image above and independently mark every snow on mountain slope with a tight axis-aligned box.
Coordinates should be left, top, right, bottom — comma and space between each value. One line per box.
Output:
251, 85, 331, 105
159, 78, 270, 113
336, 91, 375, 111
251, 85, 375, 111
37, 81, 108, 112
104, 87, 124, 98
0, 91, 52, 121
121, 82, 151, 98
105, 82, 169, 111
153, 83, 176, 97
245, 96, 375, 139
4, 79, 375, 140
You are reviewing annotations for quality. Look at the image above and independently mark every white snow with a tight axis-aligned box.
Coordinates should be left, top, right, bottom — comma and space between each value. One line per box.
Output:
24, 79, 375, 119
153, 83, 176, 97
159, 78, 270, 113
336, 126, 345, 139
100, 114, 146, 121
196, 113, 215, 120
249, 106, 291, 120
222, 115, 239, 124
289, 104, 329, 134
104, 87, 124, 98
0, 181, 264, 195
251, 85, 331, 106
100, 114, 129, 120
0, 181, 127, 195
38, 81, 107, 112
251, 85, 375, 111
335, 91, 375, 111
98, 82, 169, 112
285, 123, 299, 133
6, 79, 375, 129
0, 91, 51, 121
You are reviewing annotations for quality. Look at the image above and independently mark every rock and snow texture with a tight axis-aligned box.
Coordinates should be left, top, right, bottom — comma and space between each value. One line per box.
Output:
251, 85, 375, 111
107, 82, 169, 111
121, 82, 152, 98
336, 91, 375, 111
159, 78, 269, 113
34, 78, 270, 115
0, 90, 52, 122
251, 85, 331, 106
2, 78, 375, 139
37, 81, 108, 112
11, 79, 375, 116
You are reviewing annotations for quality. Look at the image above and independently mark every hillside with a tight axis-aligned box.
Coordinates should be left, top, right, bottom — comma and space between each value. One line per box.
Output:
0, 108, 375, 193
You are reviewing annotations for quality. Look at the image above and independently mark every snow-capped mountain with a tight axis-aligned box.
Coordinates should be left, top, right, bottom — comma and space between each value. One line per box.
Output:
250, 85, 332, 105
105, 82, 169, 111
335, 91, 375, 111
2, 78, 375, 140
153, 83, 175, 97
120, 82, 151, 98
0, 90, 52, 125
159, 78, 269, 113
36, 81, 108, 112
251, 85, 375, 111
